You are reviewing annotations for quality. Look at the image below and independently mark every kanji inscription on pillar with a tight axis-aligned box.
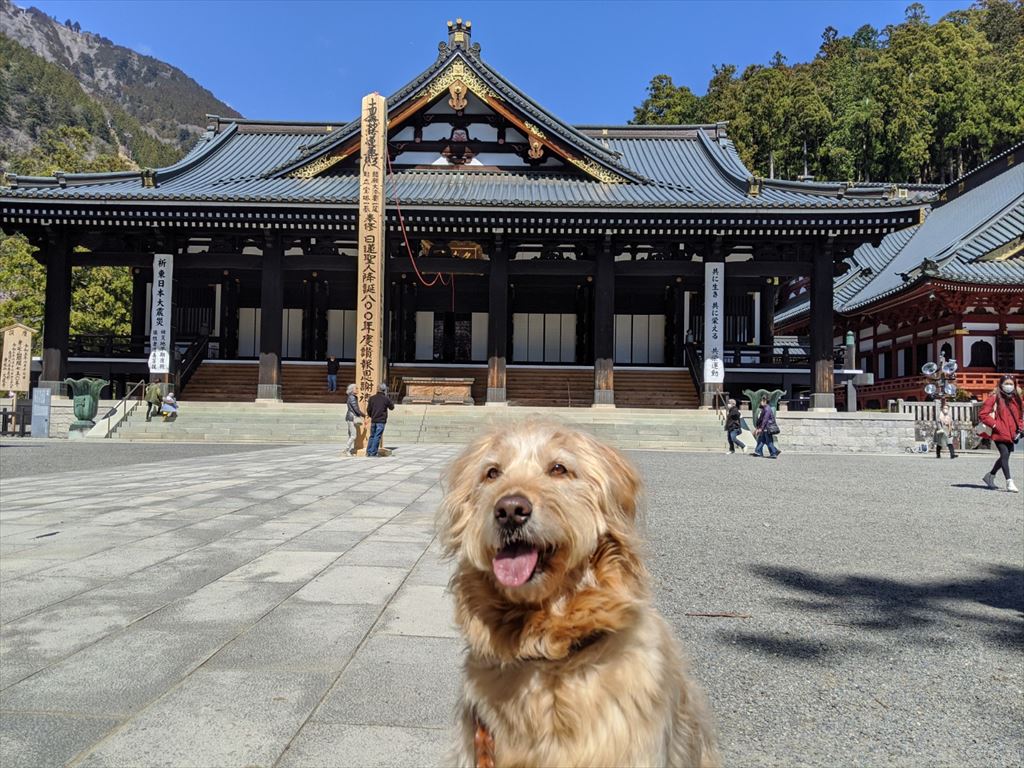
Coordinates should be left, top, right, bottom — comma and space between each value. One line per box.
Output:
149, 254, 174, 374
355, 93, 388, 409
0, 323, 35, 393
703, 261, 725, 384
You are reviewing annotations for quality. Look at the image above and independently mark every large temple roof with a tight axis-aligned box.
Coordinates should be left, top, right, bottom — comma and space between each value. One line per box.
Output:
2, 21, 932, 214
777, 142, 1024, 323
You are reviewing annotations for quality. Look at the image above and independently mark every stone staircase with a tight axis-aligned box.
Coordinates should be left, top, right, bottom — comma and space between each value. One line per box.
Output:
183, 362, 699, 409
112, 402, 727, 451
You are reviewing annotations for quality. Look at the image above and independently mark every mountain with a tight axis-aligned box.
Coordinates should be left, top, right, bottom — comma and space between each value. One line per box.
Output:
0, 0, 242, 167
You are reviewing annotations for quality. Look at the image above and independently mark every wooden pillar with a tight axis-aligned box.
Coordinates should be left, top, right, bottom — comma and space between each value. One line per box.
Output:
760, 282, 777, 347
487, 232, 509, 404
810, 238, 835, 410
39, 231, 72, 395
221, 274, 239, 359
130, 267, 148, 354
258, 234, 283, 400
593, 233, 615, 406
669, 278, 686, 366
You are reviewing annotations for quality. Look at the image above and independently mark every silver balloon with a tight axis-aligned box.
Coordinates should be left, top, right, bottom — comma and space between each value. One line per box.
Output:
942, 360, 958, 374
943, 383, 958, 396
924, 383, 937, 396
921, 362, 938, 375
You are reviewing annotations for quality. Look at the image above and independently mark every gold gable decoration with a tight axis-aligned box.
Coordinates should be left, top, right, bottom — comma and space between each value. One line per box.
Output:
565, 154, 629, 185
290, 150, 350, 180
419, 59, 500, 104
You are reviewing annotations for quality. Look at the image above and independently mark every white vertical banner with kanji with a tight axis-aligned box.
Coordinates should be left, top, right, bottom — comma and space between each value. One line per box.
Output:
703, 261, 725, 384
148, 254, 173, 374
355, 93, 387, 407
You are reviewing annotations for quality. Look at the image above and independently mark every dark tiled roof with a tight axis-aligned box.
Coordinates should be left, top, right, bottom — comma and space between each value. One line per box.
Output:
776, 156, 1024, 322
1, 39, 932, 213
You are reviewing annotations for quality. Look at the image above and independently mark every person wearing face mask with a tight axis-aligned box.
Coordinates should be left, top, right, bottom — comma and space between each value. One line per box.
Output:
980, 375, 1024, 493
934, 401, 957, 459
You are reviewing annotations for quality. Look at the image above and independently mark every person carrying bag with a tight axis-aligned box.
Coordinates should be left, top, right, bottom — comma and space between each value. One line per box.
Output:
980, 375, 1024, 493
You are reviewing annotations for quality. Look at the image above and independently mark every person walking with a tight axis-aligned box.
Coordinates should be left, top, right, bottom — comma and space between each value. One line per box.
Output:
144, 380, 162, 422
934, 402, 957, 459
980, 375, 1023, 493
344, 383, 364, 456
326, 356, 339, 392
365, 382, 394, 457
724, 398, 746, 454
751, 395, 781, 459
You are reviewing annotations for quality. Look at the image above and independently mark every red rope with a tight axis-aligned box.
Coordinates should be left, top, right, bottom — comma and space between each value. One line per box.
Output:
386, 151, 451, 289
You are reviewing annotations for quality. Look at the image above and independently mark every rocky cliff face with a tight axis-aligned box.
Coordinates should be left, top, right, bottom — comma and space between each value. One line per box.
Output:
0, 0, 241, 154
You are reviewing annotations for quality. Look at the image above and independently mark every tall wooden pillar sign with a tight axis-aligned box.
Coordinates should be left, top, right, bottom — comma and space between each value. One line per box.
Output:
148, 254, 173, 379
703, 261, 725, 395
355, 93, 387, 447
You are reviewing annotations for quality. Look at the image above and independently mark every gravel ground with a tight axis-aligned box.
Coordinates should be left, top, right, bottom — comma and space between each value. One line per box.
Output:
632, 449, 1024, 768
0, 440, 288, 479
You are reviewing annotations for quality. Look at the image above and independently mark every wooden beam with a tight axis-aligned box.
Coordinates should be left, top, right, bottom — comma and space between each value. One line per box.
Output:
508, 260, 595, 276
614, 261, 701, 277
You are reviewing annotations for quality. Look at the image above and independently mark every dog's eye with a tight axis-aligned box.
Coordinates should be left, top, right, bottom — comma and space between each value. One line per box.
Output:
486, 467, 501, 480
549, 463, 568, 477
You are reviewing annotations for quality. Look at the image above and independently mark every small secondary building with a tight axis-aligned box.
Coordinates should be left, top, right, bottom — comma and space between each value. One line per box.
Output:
776, 142, 1024, 408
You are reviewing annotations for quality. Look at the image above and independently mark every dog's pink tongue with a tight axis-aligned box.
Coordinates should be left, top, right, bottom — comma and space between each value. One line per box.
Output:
492, 546, 539, 587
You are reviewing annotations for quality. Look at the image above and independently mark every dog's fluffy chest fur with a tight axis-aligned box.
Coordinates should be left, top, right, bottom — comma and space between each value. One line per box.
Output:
461, 613, 701, 768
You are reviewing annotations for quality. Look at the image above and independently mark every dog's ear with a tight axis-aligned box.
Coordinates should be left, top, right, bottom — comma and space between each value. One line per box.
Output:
436, 437, 488, 557
578, 433, 642, 524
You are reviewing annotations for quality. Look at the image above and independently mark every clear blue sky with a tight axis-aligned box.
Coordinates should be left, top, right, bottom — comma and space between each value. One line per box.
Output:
27, 0, 972, 124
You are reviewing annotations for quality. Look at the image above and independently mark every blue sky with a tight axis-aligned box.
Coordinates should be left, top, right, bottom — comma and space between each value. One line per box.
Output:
27, 0, 972, 124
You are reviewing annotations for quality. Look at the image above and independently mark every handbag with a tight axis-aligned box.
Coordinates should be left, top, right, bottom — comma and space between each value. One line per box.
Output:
768, 422, 780, 435
974, 400, 997, 437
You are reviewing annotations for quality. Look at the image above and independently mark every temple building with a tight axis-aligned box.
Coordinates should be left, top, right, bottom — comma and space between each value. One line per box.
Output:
776, 142, 1024, 408
2, 20, 931, 408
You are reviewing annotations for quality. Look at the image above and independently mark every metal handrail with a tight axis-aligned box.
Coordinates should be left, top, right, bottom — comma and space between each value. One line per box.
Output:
175, 334, 210, 396
712, 390, 729, 421
98, 379, 146, 438
684, 341, 703, 392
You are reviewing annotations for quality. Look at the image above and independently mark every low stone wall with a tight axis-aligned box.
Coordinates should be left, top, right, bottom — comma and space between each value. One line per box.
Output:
47, 398, 121, 438
774, 410, 917, 454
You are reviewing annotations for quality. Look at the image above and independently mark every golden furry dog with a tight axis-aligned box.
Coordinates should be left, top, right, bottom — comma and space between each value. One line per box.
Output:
438, 421, 719, 768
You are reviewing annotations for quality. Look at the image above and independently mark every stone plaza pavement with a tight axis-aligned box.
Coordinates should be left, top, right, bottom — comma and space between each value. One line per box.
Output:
0, 441, 1022, 767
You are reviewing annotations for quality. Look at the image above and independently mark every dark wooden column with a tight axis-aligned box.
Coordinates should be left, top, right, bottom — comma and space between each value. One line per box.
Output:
130, 267, 149, 354
668, 278, 686, 366
593, 233, 615, 406
810, 238, 836, 410
759, 282, 778, 347
220, 274, 239, 359
39, 230, 73, 395
257, 235, 283, 400
487, 233, 509, 404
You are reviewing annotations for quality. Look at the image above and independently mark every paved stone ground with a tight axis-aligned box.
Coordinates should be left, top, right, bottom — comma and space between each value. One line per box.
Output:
0, 441, 1021, 767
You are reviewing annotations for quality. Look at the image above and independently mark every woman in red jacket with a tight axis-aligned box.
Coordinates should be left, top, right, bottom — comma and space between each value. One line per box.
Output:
980, 375, 1024, 493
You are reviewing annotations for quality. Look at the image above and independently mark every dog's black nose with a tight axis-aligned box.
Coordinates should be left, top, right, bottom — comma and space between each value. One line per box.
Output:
494, 495, 532, 527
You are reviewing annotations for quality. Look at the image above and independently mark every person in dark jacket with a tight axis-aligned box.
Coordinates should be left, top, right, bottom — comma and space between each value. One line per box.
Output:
724, 398, 746, 454
366, 383, 394, 457
980, 375, 1023, 493
326, 356, 340, 392
752, 395, 781, 459
344, 383, 365, 456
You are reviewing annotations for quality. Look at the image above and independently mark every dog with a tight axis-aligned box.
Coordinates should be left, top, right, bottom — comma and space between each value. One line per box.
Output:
438, 421, 719, 768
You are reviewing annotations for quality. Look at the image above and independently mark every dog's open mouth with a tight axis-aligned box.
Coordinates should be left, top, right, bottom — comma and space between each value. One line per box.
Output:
492, 542, 551, 588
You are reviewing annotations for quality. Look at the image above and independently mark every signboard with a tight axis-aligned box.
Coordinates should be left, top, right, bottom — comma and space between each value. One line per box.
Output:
703, 261, 725, 384
355, 93, 387, 407
149, 254, 173, 374
31, 386, 50, 438
0, 323, 34, 393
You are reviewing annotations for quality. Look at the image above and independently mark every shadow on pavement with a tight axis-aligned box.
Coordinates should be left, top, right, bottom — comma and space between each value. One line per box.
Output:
722, 564, 1024, 660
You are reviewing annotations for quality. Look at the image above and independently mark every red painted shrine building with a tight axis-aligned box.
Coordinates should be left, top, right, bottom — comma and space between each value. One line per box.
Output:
1, 21, 934, 407
777, 143, 1024, 408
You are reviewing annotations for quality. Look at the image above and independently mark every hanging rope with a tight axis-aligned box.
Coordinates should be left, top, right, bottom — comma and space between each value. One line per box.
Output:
386, 151, 452, 289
